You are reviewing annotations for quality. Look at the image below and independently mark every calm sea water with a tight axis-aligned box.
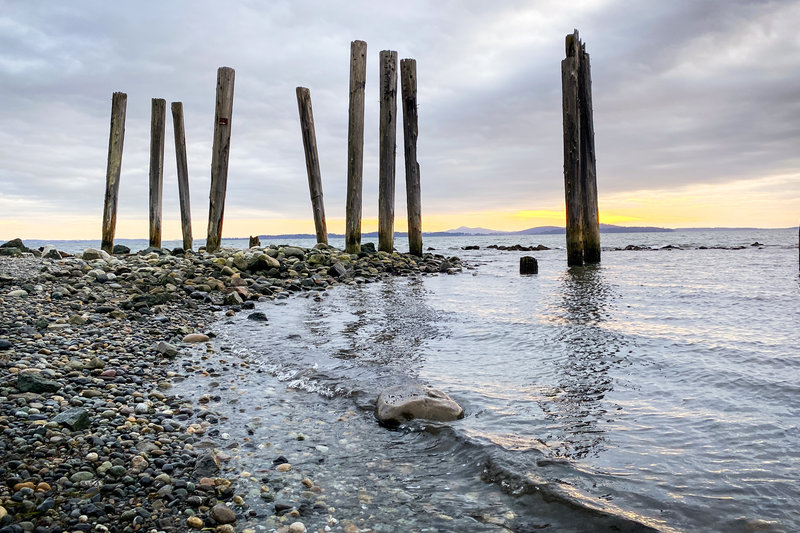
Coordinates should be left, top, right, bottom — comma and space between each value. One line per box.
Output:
23, 230, 800, 531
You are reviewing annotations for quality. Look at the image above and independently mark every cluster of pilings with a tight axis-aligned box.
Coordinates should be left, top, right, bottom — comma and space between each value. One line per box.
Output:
561, 29, 601, 266
100, 40, 423, 257
298, 40, 422, 256
100, 67, 235, 254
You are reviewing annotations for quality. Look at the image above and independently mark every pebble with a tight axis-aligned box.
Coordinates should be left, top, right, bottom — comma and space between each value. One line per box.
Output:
183, 333, 210, 343
288, 522, 307, 533
210, 502, 236, 524
186, 516, 204, 529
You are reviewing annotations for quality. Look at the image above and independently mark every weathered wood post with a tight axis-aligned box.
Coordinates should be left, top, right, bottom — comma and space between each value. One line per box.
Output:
149, 98, 166, 249
345, 40, 367, 254
206, 67, 235, 252
578, 39, 601, 263
401, 59, 423, 257
520, 256, 539, 275
378, 50, 398, 253
171, 102, 193, 251
101, 92, 127, 254
295, 87, 328, 244
561, 32, 583, 266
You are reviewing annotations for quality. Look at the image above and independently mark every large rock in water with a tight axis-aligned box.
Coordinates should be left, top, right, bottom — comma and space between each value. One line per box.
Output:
375, 384, 463, 426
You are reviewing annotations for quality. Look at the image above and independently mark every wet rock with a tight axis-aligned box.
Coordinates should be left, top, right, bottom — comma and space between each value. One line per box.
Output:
156, 341, 179, 357
247, 311, 268, 322
248, 254, 280, 271
328, 262, 348, 279
82, 248, 110, 261
53, 407, 91, 430
183, 333, 210, 343
210, 502, 236, 524
17, 372, 60, 393
194, 450, 221, 477
375, 384, 464, 426
360, 242, 376, 253
186, 516, 204, 529
0, 339, 13, 350
1, 238, 30, 253
42, 246, 62, 259
112, 244, 131, 255
225, 292, 244, 305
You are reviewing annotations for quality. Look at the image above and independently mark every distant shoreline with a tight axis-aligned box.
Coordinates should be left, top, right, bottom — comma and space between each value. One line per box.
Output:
3, 226, 794, 244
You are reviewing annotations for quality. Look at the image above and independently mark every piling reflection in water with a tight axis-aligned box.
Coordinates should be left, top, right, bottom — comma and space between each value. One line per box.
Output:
539, 265, 626, 459
302, 277, 442, 380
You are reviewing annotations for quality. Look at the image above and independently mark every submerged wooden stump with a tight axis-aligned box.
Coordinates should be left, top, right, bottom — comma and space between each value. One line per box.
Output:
520, 256, 539, 275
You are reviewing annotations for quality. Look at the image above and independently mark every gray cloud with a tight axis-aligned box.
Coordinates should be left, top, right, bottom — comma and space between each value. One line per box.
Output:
0, 0, 798, 233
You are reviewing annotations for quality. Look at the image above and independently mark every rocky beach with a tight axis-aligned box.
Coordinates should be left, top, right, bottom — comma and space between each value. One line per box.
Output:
0, 240, 462, 533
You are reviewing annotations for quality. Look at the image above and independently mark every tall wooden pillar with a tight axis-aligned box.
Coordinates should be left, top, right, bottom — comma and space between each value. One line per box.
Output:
149, 98, 166, 248
378, 50, 398, 253
561, 30, 600, 266
561, 32, 583, 266
206, 67, 235, 252
401, 58, 422, 257
345, 40, 367, 253
101, 92, 127, 254
579, 42, 601, 263
171, 102, 193, 251
296, 87, 328, 244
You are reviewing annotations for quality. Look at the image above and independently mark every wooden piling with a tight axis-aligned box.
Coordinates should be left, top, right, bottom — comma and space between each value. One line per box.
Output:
149, 98, 166, 249
561, 32, 583, 266
378, 50, 398, 253
101, 92, 127, 254
578, 41, 601, 264
400, 58, 422, 257
295, 87, 328, 244
206, 66, 235, 252
345, 40, 367, 254
171, 102, 193, 251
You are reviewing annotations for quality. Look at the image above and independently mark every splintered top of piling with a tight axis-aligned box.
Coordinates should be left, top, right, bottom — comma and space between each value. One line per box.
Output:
565, 29, 582, 58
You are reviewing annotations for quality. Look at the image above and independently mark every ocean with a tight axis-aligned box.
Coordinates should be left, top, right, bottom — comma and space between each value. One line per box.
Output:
20, 229, 800, 531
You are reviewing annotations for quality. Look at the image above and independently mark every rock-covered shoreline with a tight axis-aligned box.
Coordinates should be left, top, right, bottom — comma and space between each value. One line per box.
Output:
0, 241, 462, 533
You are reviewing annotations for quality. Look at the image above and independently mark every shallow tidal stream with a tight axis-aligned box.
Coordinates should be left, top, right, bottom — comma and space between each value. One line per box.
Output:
171, 230, 799, 532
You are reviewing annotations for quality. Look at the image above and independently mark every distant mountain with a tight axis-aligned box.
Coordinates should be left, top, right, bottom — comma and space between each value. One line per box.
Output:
444, 226, 506, 235
439, 224, 674, 236
256, 224, 749, 241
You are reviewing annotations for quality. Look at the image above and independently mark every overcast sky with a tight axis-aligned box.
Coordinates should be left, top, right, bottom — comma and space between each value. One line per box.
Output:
1, 0, 798, 239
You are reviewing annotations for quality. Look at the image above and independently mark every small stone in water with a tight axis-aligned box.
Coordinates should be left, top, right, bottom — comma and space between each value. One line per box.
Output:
183, 333, 210, 343
276, 463, 292, 472
210, 502, 236, 524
